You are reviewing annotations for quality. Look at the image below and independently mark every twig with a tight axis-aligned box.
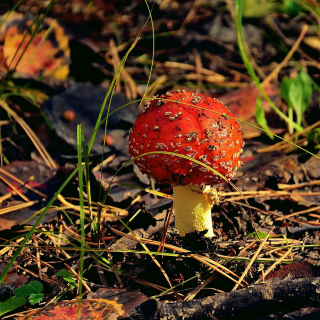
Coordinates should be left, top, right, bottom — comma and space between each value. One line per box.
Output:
0, 200, 39, 215
256, 246, 294, 284
64, 263, 91, 293
262, 24, 308, 86
275, 205, 320, 221
0, 167, 47, 198
33, 234, 42, 280
131, 277, 320, 320
231, 228, 273, 291
0, 99, 57, 170
0, 174, 29, 201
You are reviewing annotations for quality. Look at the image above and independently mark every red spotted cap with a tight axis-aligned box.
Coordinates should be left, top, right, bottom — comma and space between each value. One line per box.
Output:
128, 90, 244, 187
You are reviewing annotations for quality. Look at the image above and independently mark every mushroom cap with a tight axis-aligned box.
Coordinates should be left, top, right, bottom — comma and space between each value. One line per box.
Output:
128, 90, 244, 186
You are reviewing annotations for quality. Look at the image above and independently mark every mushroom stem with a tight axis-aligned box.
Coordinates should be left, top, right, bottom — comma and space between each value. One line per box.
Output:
173, 185, 219, 237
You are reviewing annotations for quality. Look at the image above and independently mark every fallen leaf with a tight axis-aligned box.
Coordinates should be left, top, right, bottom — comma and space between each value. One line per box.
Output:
44, 83, 138, 155
0, 12, 24, 42
15, 299, 125, 320
3, 15, 70, 79
0, 161, 59, 201
0, 161, 63, 230
218, 84, 279, 121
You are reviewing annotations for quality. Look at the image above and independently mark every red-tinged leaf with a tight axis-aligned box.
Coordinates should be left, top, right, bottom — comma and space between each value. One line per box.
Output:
218, 84, 279, 121
0, 45, 7, 72
15, 299, 125, 320
3, 16, 70, 79
0, 161, 58, 200
4, 180, 47, 194
0, 161, 64, 231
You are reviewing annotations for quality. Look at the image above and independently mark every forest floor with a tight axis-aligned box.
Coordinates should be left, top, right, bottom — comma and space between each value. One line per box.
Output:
1, 0, 320, 319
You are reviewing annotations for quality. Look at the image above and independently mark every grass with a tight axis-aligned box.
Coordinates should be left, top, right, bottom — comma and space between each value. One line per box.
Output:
0, 0, 320, 317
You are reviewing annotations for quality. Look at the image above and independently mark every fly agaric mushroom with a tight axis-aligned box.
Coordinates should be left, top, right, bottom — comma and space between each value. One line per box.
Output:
128, 90, 244, 237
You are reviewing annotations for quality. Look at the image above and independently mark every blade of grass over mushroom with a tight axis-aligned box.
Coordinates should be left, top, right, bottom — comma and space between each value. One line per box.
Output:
104, 95, 313, 158
101, 149, 258, 237
15, 88, 320, 170
234, 0, 303, 132
101, 151, 238, 203
0, 165, 80, 284
150, 97, 320, 160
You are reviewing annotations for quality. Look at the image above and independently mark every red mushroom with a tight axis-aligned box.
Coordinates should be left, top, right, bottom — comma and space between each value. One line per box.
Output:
128, 90, 244, 237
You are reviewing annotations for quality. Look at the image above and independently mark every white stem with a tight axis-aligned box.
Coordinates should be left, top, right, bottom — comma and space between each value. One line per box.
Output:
173, 185, 219, 237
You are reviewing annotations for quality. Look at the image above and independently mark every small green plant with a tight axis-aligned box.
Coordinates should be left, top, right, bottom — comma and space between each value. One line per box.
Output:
0, 280, 44, 317
280, 71, 313, 134
307, 127, 320, 149
56, 269, 77, 290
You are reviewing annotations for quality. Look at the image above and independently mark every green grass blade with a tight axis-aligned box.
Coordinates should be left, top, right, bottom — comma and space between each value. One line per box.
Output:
87, 37, 140, 155
77, 125, 86, 303
234, 0, 303, 132
141, 0, 155, 101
